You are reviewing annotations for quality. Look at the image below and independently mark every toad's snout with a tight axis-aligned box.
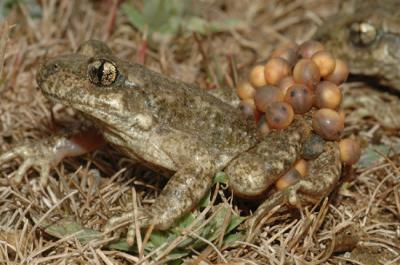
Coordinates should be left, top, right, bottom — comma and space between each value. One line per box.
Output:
36, 60, 61, 89
36, 54, 89, 91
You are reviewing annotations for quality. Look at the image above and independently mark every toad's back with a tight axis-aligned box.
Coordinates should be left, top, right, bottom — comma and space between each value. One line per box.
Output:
127, 61, 257, 152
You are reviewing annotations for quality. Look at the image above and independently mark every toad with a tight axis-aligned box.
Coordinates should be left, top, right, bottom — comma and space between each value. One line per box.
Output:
315, 0, 400, 129
315, 0, 400, 90
0, 40, 341, 244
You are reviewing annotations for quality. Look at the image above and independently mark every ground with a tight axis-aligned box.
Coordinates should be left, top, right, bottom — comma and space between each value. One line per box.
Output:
0, 1, 399, 264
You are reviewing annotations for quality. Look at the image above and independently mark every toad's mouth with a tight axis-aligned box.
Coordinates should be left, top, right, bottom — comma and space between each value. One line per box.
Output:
38, 80, 72, 104
40, 80, 132, 129
40, 88, 59, 102
347, 74, 400, 97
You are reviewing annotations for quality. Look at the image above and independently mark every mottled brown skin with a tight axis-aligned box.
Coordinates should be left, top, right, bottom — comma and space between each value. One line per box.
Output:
1, 40, 341, 244
227, 117, 309, 198
314, 0, 400, 89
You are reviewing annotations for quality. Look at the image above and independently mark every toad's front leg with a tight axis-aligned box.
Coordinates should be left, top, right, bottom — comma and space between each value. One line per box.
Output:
0, 128, 104, 186
245, 141, 341, 236
105, 164, 215, 245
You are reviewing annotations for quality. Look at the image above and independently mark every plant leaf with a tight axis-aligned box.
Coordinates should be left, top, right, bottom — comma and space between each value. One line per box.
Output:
31, 215, 101, 245
214, 171, 228, 184
356, 144, 400, 168
122, 0, 242, 37
122, 3, 145, 31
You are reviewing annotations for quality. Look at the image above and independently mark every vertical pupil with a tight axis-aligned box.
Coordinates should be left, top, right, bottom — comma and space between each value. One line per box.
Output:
97, 63, 104, 82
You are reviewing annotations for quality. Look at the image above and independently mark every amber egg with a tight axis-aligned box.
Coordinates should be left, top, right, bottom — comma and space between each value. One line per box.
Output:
277, 76, 296, 95
236, 81, 256, 100
324, 59, 349, 85
315, 81, 342, 109
284, 84, 314, 114
339, 138, 361, 165
270, 46, 299, 67
264, 57, 291, 85
293, 59, 321, 90
294, 159, 308, 177
265, 102, 294, 129
311, 51, 336, 77
276, 169, 301, 190
312, 109, 344, 140
249, 65, 267, 88
298, 40, 325, 58
254, 85, 285, 112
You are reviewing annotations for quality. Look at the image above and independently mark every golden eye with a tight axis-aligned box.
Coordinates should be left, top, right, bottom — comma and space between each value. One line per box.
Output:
349, 22, 377, 46
87, 59, 118, 86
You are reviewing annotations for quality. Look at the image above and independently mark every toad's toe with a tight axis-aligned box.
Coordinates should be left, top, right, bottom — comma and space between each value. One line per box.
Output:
1, 142, 55, 186
14, 158, 35, 184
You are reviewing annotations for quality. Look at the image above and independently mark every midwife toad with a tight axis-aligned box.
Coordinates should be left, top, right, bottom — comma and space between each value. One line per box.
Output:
0, 40, 341, 244
315, 0, 400, 129
315, 0, 400, 90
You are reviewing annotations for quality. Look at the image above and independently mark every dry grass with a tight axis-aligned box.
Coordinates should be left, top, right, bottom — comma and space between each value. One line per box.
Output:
0, 0, 399, 264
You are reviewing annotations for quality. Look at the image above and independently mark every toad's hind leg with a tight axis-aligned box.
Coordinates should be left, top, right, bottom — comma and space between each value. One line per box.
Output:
226, 117, 310, 198
245, 141, 341, 236
290, 141, 341, 203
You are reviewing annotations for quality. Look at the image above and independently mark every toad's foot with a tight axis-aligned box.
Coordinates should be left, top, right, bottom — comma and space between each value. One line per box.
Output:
104, 165, 215, 246
0, 129, 104, 186
244, 141, 341, 239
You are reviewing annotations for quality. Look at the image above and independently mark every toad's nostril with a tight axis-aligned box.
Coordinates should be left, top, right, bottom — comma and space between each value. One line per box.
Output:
48, 62, 59, 74
37, 62, 60, 83
36, 63, 54, 86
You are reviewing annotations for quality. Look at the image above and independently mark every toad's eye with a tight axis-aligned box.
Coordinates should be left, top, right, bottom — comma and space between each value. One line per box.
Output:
87, 59, 118, 86
349, 22, 377, 47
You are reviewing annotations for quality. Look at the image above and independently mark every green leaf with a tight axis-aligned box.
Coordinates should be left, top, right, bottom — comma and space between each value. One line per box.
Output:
226, 213, 246, 234
209, 18, 242, 32
108, 239, 136, 252
164, 251, 188, 265
167, 260, 183, 265
146, 230, 166, 247
214, 172, 228, 184
142, 0, 167, 32
198, 190, 211, 208
356, 144, 400, 168
189, 203, 244, 249
2, 0, 22, 16
175, 212, 197, 229
185, 17, 209, 34
32, 216, 101, 245
1, 0, 42, 19
123, 0, 183, 36
32, 203, 244, 262
223, 231, 245, 246
121, 0, 241, 38
121, 3, 145, 31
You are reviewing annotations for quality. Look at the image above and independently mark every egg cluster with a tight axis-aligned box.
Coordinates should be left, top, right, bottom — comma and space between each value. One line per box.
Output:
236, 40, 360, 189
237, 40, 348, 135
